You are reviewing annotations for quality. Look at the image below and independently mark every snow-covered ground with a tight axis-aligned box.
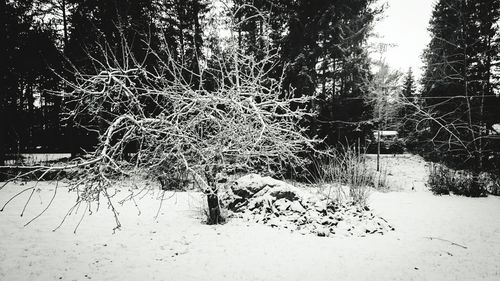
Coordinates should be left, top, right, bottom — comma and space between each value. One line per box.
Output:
365, 153, 430, 192
1, 155, 499, 281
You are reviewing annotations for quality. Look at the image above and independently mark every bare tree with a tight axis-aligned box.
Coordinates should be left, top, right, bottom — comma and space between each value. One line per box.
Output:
1, 10, 318, 228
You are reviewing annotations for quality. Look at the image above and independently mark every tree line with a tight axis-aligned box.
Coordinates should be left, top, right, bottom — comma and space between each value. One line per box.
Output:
1, 0, 500, 177
415, 0, 500, 173
0, 0, 380, 163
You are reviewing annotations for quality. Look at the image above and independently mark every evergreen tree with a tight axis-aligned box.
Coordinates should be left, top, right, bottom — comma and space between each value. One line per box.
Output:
66, 0, 160, 72
310, 0, 380, 146
397, 68, 418, 142
402, 68, 416, 99
0, 0, 62, 162
63, 0, 209, 155
232, 0, 380, 146
421, 0, 500, 171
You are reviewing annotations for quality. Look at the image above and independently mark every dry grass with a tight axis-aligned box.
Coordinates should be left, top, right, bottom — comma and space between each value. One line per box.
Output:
312, 145, 387, 207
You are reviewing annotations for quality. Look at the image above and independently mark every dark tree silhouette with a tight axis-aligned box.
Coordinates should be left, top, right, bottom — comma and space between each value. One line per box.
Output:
0, 0, 63, 165
420, 0, 500, 173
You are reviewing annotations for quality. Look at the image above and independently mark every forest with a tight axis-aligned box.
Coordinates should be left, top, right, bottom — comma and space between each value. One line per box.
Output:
0, 0, 380, 160
2, 0, 499, 176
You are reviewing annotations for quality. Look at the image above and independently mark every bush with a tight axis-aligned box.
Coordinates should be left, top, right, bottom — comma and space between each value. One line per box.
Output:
388, 139, 405, 154
311, 145, 387, 207
479, 172, 500, 196
428, 164, 452, 195
428, 164, 487, 197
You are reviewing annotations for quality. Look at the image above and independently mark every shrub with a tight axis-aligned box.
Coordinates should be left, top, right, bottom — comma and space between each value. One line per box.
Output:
388, 139, 405, 154
428, 164, 452, 195
480, 173, 500, 196
428, 164, 487, 197
312, 145, 386, 207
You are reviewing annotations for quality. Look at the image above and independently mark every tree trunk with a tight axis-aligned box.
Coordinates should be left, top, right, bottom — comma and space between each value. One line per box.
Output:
70, 125, 80, 158
62, 0, 68, 47
206, 193, 223, 225
205, 169, 224, 224
0, 112, 4, 167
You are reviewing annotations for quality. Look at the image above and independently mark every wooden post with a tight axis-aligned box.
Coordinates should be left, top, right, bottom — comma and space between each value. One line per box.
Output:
377, 129, 381, 172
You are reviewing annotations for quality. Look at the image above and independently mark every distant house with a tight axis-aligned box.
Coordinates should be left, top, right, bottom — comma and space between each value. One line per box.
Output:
492, 124, 500, 134
373, 130, 398, 142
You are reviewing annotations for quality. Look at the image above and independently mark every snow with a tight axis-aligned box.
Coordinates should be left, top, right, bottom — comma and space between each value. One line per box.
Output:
492, 123, 500, 134
224, 174, 394, 236
365, 154, 430, 192
1, 155, 500, 280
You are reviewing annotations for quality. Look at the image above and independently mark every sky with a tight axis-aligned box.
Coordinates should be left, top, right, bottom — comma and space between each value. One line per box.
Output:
370, 0, 436, 80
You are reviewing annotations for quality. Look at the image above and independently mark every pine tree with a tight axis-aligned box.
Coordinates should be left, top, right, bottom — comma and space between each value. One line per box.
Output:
64, 0, 208, 155
421, 0, 500, 171
0, 0, 62, 161
402, 68, 416, 99
398, 68, 417, 140
311, 0, 379, 145
236, 0, 379, 146
219, 1, 380, 147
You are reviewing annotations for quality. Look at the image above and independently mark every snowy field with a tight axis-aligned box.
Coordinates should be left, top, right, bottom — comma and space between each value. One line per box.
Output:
1, 155, 500, 281
365, 153, 430, 192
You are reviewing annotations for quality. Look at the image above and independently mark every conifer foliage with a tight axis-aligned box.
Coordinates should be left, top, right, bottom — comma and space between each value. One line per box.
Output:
0, 0, 63, 164
397, 68, 417, 140
420, 0, 500, 171
228, 0, 381, 145
1, 0, 382, 161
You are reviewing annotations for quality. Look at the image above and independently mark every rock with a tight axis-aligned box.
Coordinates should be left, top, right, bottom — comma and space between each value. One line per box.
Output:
305, 210, 321, 223
336, 220, 349, 232
296, 215, 307, 225
285, 213, 300, 223
270, 202, 279, 214
230, 174, 265, 199
314, 200, 327, 212
289, 201, 306, 213
224, 173, 393, 237
247, 194, 273, 210
316, 229, 328, 237
274, 198, 292, 212
235, 174, 283, 194
269, 189, 300, 201
298, 228, 309, 235
232, 188, 252, 199
332, 212, 344, 221
364, 221, 378, 234
320, 217, 333, 226
267, 217, 282, 228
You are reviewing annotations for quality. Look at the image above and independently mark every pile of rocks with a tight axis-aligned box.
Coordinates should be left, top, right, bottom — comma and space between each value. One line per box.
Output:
221, 174, 394, 237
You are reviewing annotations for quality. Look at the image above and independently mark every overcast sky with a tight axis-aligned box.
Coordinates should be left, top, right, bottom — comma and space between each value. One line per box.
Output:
370, 0, 436, 79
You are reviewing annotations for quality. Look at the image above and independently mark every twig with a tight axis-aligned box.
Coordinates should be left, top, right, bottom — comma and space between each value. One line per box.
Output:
24, 180, 59, 227
20, 188, 36, 217
53, 200, 82, 232
1, 186, 36, 212
73, 201, 88, 234
425, 236, 468, 249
